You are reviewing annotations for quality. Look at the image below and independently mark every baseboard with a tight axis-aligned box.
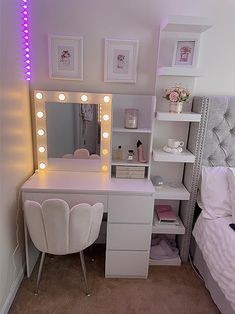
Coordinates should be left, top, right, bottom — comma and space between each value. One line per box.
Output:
0, 265, 25, 314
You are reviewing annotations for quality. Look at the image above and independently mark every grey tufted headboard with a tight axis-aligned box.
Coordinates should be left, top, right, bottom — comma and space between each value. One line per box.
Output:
179, 95, 235, 261
201, 95, 235, 167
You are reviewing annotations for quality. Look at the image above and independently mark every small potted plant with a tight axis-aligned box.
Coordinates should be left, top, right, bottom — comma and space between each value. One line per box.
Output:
163, 85, 191, 113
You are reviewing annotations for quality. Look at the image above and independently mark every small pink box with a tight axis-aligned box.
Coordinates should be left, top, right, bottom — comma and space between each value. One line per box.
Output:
155, 205, 176, 222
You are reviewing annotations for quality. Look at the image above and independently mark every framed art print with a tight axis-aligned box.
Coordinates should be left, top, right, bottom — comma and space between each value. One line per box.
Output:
172, 39, 199, 67
104, 39, 139, 83
48, 35, 83, 80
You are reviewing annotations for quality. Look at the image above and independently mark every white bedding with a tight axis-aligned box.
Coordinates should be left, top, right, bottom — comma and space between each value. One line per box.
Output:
193, 214, 235, 310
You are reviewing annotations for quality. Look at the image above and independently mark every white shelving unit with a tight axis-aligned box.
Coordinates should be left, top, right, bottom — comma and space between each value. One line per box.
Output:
154, 183, 190, 200
111, 94, 156, 179
150, 15, 212, 266
152, 149, 195, 163
152, 216, 185, 235
157, 66, 206, 77
151, 110, 200, 265
157, 111, 201, 122
149, 256, 181, 266
112, 127, 152, 134
157, 15, 213, 76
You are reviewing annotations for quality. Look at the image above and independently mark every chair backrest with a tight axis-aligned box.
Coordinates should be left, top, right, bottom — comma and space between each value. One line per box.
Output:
89, 154, 100, 159
74, 148, 90, 159
24, 199, 104, 255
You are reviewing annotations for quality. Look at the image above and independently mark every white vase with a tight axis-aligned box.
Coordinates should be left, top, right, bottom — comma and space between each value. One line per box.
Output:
169, 101, 183, 114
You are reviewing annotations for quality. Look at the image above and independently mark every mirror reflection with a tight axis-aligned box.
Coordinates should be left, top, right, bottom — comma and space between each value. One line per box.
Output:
46, 102, 101, 159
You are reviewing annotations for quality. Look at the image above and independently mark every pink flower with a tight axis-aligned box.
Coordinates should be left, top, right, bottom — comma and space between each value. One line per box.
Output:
169, 91, 179, 102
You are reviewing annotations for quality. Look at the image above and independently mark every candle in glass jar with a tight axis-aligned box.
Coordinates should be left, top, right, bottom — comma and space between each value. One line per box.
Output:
124, 109, 139, 129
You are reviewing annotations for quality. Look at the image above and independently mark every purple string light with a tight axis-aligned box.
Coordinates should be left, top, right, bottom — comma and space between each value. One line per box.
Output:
21, 0, 31, 81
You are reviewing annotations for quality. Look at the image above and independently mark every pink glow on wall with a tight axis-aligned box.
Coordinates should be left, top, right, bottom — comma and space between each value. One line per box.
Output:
21, 0, 31, 81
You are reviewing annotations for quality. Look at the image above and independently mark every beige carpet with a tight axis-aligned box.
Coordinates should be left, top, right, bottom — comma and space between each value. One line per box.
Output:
10, 245, 219, 314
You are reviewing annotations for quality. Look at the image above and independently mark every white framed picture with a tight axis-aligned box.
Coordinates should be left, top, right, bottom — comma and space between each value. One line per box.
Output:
172, 39, 199, 67
48, 35, 83, 80
104, 39, 139, 83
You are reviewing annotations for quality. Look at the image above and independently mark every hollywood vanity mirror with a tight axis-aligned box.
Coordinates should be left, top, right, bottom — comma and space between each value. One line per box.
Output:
34, 91, 112, 173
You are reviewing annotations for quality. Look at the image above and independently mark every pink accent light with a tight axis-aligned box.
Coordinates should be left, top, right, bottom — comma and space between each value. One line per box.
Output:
21, 0, 31, 81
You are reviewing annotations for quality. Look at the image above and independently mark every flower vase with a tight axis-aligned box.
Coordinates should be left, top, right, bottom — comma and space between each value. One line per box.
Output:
169, 101, 183, 114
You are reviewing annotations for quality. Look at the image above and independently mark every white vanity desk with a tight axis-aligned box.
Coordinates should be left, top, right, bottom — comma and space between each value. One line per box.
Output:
22, 170, 155, 279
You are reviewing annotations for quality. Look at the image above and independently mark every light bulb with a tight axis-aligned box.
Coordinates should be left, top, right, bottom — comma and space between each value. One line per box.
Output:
102, 165, 108, 172
102, 149, 108, 155
39, 162, 46, 170
37, 111, 44, 118
38, 146, 46, 153
37, 129, 45, 136
81, 94, 88, 102
103, 96, 110, 103
58, 93, 66, 101
35, 92, 43, 100
102, 132, 109, 139
102, 114, 109, 121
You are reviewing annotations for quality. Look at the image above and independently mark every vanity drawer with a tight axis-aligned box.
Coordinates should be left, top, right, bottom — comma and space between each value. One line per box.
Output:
107, 224, 151, 250
105, 250, 149, 278
108, 195, 153, 223
22, 192, 108, 212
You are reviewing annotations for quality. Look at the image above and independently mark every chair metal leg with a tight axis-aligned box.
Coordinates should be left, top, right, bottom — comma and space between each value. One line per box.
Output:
34, 252, 46, 295
79, 251, 91, 296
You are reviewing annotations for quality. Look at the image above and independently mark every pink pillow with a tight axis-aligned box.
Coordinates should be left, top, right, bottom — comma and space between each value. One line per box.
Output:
199, 166, 232, 219
227, 168, 235, 223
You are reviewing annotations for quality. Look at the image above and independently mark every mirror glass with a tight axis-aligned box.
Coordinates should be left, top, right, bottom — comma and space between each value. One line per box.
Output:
46, 102, 100, 158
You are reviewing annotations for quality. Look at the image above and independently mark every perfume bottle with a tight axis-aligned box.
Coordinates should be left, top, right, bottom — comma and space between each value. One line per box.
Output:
137, 140, 146, 163
127, 150, 135, 161
115, 145, 123, 160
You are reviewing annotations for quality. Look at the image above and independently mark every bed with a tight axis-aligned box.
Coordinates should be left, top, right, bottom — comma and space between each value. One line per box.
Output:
192, 96, 235, 314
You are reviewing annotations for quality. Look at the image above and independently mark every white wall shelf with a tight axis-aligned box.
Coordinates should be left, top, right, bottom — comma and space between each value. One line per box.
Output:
152, 149, 195, 163
152, 216, 185, 235
112, 160, 150, 167
111, 94, 156, 180
156, 111, 201, 122
154, 183, 190, 200
112, 127, 152, 134
157, 66, 207, 77
149, 256, 181, 266
160, 15, 213, 33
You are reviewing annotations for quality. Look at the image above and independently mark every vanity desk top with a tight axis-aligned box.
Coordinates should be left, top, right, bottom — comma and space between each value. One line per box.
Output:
21, 171, 155, 195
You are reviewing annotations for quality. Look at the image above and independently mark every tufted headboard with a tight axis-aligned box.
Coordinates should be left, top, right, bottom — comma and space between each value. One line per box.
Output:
200, 95, 235, 167
179, 95, 235, 261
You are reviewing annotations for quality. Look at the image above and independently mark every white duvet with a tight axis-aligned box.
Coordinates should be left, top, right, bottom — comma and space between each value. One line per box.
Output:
193, 214, 235, 310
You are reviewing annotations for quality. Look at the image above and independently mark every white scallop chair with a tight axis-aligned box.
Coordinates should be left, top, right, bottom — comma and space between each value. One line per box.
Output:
23, 199, 104, 295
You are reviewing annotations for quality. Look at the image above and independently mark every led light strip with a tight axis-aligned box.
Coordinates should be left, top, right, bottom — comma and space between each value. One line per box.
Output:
34, 91, 112, 173
21, 0, 31, 80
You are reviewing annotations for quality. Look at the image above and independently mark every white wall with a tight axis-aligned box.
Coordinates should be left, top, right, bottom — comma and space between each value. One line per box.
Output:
0, 0, 33, 312
30, 0, 235, 96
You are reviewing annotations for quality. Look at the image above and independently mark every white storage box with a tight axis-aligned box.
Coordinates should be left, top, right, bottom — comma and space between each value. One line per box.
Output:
115, 166, 145, 179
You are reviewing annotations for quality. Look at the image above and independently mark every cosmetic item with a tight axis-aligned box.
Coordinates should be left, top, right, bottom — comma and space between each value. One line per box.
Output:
124, 109, 139, 129
137, 140, 146, 163
115, 145, 123, 160
127, 150, 135, 161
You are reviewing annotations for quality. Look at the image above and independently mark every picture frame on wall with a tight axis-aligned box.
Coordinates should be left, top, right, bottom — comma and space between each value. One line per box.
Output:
48, 35, 83, 80
104, 39, 139, 83
172, 39, 199, 67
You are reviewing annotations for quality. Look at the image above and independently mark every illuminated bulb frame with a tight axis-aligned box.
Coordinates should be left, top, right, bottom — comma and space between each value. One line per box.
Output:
34, 90, 112, 173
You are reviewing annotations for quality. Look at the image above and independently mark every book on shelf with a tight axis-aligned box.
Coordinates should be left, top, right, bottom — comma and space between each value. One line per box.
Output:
154, 204, 178, 224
